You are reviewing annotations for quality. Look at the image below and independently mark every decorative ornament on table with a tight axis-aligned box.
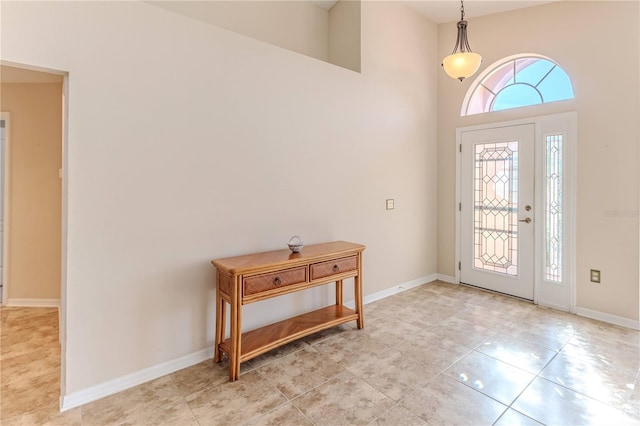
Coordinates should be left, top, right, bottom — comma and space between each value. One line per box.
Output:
287, 235, 304, 253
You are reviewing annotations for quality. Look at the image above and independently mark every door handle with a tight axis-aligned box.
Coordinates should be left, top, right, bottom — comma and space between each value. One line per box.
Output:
518, 217, 532, 224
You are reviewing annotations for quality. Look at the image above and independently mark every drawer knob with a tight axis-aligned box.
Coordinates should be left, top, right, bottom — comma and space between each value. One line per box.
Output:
274, 277, 282, 285
333, 264, 340, 273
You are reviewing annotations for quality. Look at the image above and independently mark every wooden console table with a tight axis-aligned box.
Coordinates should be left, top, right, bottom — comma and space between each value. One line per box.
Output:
211, 241, 365, 381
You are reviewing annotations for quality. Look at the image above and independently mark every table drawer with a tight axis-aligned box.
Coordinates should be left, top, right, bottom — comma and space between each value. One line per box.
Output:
310, 256, 358, 281
244, 267, 307, 296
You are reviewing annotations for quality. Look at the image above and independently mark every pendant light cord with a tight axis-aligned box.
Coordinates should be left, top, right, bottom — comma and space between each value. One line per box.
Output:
460, 0, 465, 21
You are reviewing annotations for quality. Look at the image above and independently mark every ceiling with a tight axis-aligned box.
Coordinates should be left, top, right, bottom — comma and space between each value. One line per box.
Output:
0, 0, 560, 83
312, 1, 557, 23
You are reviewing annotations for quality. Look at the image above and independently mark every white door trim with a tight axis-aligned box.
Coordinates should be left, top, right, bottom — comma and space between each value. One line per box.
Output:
1, 112, 11, 306
455, 112, 577, 312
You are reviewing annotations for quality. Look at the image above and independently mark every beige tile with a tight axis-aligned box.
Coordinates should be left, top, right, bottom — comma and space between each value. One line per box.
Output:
360, 312, 424, 347
513, 377, 637, 426
625, 376, 640, 420
0, 371, 59, 420
501, 321, 575, 352
370, 404, 427, 426
4, 284, 639, 426
421, 281, 459, 296
3, 307, 57, 318
0, 415, 22, 426
410, 303, 462, 326
493, 409, 543, 426
397, 332, 471, 372
258, 347, 345, 399
170, 357, 249, 396
524, 306, 588, 330
444, 351, 535, 405
449, 284, 495, 304
347, 346, 439, 401
2, 308, 58, 330
86, 400, 197, 426
366, 295, 407, 314
421, 294, 473, 310
292, 371, 394, 426
481, 294, 536, 314
540, 350, 636, 410
574, 320, 640, 349
313, 329, 388, 369
1, 328, 59, 358
248, 403, 313, 426
82, 375, 184, 425
186, 370, 287, 425
400, 374, 507, 425
453, 305, 517, 331
384, 302, 447, 328
1, 345, 60, 385
428, 316, 496, 349
563, 334, 640, 376
134, 401, 199, 426
476, 333, 557, 375
19, 407, 82, 426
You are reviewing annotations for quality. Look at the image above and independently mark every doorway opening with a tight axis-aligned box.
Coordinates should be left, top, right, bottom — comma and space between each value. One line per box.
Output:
0, 61, 69, 414
456, 112, 577, 312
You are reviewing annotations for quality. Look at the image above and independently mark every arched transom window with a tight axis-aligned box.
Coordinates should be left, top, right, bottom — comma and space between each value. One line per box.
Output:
462, 54, 574, 116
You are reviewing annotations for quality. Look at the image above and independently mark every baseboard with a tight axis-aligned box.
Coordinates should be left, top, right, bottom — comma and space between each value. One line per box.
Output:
576, 307, 640, 331
5, 298, 60, 308
61, 274, 438, 411
435, 274, 457, 284
345, 274, 436, 308
60, 347, 213, 412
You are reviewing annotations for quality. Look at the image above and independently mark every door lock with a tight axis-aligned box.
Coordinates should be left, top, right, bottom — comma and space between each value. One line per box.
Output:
525, 205, 532, 211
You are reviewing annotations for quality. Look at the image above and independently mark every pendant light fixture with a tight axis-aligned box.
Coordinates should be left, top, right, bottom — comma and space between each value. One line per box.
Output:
442, 0, 482, 81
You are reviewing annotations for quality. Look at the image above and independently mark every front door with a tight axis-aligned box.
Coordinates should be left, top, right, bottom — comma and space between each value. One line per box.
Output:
460, 124, 535, 300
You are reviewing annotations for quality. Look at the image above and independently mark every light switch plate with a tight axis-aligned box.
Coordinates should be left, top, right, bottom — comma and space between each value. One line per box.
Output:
386, 199, 394, 210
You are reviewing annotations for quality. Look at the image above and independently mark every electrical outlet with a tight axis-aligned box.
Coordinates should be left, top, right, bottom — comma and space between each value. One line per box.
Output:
590, 269, 601, 283
386, 199, 394, 210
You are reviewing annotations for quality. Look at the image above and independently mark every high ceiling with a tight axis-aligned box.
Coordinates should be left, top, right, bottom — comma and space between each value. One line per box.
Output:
0, 0, 562, 83
312, 1, 558, 23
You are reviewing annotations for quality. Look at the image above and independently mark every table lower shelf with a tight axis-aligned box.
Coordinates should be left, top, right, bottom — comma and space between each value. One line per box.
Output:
219, 304, 358, 363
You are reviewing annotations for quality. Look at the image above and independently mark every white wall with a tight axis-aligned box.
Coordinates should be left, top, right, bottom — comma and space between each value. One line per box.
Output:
437, 1, 640, 321
0, 1, 437, 396
149, 0, 330, 62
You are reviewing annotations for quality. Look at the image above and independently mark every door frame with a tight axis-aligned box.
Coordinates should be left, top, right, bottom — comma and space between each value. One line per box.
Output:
455, 112, 577, 312
1, 112, 10, 306
1, 59, 70, 407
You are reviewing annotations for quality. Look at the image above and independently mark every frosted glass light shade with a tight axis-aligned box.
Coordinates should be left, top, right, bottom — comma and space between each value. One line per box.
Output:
442, 52, 482, 81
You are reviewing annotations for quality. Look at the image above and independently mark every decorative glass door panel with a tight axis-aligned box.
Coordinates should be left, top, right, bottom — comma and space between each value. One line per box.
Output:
461, 124, 534, 300
474, 142, 519, 276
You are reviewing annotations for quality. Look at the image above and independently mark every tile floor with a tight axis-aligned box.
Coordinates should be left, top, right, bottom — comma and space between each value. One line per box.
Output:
1, 280, 639, 425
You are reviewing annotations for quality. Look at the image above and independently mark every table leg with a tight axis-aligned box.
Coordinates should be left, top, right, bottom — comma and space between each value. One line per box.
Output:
229, 275, 241, 381
355, 254, 364, 329
234, 286, 243, 381
214, 289, 225, 363
335, 279, 343, 306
